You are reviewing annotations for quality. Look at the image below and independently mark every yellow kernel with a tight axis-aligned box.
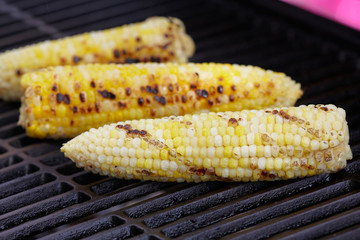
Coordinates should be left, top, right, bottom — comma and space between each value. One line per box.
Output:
113, 156, 121, 166
239, 157, 249, 168
267, 115, 275, 124
216, 147, 224, 158
220, 158, 229, 168
145, 159, 153, 169
136, 148, 144, 158
235, 125, 245, 136
230, 136, 239, 147
198, 136, 207, 147
207, 136, 214, 147
274, 157, 282, 170
286, 170, 295, 178
173, 137, 182, 148
285, 133, 293, 145
239, 135, 247, 145
256, 145, 264, 157
160, 149, 168, 160
177, 146, 185, 156
277, 134, 285, 146
301, 137, 310, 148
136, 158, 144, 168
283, 123, 290, 134
212, 158, 220, 167
203, 158, 212, 168
153, 159, 161, 170
224, 146, 233, 157
140, 139, 148, 149
226, 127, 235, 136
229, 159, 238, 168
274, 123, 282, 133
223, 135, 231, 146
255, 133, 262, 145
202, 128, 210, 137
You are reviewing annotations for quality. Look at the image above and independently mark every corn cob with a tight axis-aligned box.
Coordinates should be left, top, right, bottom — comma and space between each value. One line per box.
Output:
61, 104, 352, 182
0, 17, 195, 101
19, 63, 302, 139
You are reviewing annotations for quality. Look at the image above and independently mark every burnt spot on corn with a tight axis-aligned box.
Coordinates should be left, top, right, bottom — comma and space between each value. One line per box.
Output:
56, 93, 63, 103
135, 36, 141, 42
125, 58, 137, 63
217, 85, 223, 94
195, 89, 202, 97
123, 124, 131, 130
146, 85, 152, 93
118, 101, 126, 108
138, 97, 144, 106
73, 106, 78, 113
159, 96, 166, 105
243, 91, 249, 97
87, 106, 93, 112
90, 80, 96, 88
95, 102, 100, 112
254, 83, 260, 88
229, 94, 235, 102
73, 56, 81, 63
113, 49, 120, 58
320, 106, 329, 111
228, 118, 238, 127
218, 76, 223, 81
272, 110, 279, 115
181, 95, 186, 103
79, 93, 85, 102
168, 84, 173, 92
209, 86, 216, 95
15, 69, 22, 76
231, 85, 237, 91
52, 84, 57, 91
60, 57, 66, 64
125, 87, 131, 96
202, 90, 209, 98
97, 90, 116, 99
169, 51, 174, 56
152, 85, 159, 95
190, 84, 197, 89
70, 120, 74, 126
208, 99, 214, 106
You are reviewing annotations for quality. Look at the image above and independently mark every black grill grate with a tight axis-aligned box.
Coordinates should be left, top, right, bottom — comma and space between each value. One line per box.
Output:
0, 0, 360, 239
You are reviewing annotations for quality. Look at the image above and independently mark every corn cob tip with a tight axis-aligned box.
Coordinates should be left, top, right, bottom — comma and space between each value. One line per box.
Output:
61, 104, 352, 182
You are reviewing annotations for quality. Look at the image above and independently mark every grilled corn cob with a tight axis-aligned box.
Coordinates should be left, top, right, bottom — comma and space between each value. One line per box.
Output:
19, 63, 302, 139
61, 104, 352, 182
0, 17, 195, 101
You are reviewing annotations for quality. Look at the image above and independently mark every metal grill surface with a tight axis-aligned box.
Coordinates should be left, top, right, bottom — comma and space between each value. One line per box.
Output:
0, 0, 359, 239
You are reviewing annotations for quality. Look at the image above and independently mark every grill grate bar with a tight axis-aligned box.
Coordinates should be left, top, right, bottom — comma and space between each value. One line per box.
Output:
181, 181, 359, 239
272, 206, 360, 240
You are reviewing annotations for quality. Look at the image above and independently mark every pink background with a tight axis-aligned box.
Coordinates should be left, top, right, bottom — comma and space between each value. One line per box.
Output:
282, 0, 360, 31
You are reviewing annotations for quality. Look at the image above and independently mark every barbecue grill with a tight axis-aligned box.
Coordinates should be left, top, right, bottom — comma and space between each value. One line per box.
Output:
0, 0, 359, 239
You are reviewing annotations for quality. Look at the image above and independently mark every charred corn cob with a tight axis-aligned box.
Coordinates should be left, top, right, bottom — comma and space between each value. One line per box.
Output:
19, 63, 302, 139
0, 17, 195, 101
61, 104, 352, 182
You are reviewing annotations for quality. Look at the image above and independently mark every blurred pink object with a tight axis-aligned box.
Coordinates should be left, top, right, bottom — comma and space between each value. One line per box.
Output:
282, 0, 360, 31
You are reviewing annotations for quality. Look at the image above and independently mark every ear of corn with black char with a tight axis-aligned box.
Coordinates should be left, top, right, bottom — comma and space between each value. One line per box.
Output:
61, 104, 352, 182
19, 63, 302, 139
0, 16, 195, 101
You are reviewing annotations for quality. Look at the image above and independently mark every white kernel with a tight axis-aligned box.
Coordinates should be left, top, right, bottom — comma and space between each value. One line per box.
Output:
222, 168, 229, 178
310, 140, 320, 151
215, 135, 222, 147
249, 145, 257, 157
250, 124, 259, 133
330, 130, 338, 139
120, 147, 128, 157
132, 138, 141, 148
208, 147, 215, 158
170, 161, 178, 171
259, 124, 266, 133
276, 115, 283, 124
128, 148, 136, 157
145, 149, 152, 158
118, 130, 126, 139
187, 128, 195, 137
121, 157, 129, 167
161, 160, 169, 170
293, 135, 301, 146
247, 133, 255, 145
98, 154, 106, 163
117, 138, 124, 147
272, 146, 279, 157
264, 146, 271, 157
95, 146, 103, 155
112, 147, 120, 156
185, 146, 192, 157
129, 158, 137, 167
155, 129, 163, 139
210, 127, 218, 136
241, 146, 249, 157
258, 157, 266, 170
298, 126, 306, 136
90, 153, 97, 161
233, 147, 241, 159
